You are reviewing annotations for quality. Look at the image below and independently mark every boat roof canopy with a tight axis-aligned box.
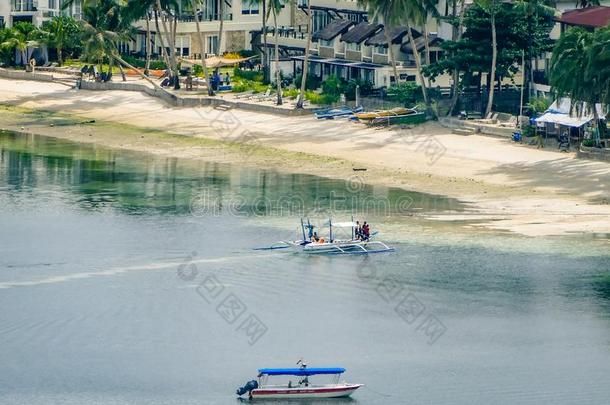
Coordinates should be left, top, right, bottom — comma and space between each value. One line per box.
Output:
331, 222, 358, 228
258, 367, 346, 376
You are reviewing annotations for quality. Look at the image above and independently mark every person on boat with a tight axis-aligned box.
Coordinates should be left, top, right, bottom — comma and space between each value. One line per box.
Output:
355, 221, 362, 240
362, 222, 370, 240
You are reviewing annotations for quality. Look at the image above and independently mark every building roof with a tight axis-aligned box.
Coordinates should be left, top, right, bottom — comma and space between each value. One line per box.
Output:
400, 33, 443, 54
364, 26, 420, 46
556, 6, 610, 28
313, 19, 354, 41
341, 22, 382, 44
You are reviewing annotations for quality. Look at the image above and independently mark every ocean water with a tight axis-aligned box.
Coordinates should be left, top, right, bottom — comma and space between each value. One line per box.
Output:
1, 131, 610, 405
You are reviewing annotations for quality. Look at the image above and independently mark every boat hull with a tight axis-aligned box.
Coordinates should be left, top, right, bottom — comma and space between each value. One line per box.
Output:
251, 384, 362, 399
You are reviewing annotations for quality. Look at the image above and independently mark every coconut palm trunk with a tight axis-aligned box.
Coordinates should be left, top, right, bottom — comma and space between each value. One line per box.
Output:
273, 7, 282, 105
296, 0, 312, 109
485, 4, 497, 117
144, 16, 152, 75
153, 9, 171, 71
384, 11, 399, 85
447, 0, 465, 116
406, 20, 430, 109
217, 0, 225, 55
192, 0, 213, 95
156, 0, 180, 89
262, 0, 268, 82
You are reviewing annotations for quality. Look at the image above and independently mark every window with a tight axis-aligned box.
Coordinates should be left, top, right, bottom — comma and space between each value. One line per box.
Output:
312, 10, 330, 33
320, 39, 333, 47
298, 0, 308, 6
49, 0, 57, 9
242, 1, 259, 15
207, 35, 219, 55
346, 42, 361, 52
375, 46, 387, 55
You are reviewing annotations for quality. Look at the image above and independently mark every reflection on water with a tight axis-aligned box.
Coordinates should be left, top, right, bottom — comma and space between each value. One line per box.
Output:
1, 131, 610, 405
0, 130, 464, 219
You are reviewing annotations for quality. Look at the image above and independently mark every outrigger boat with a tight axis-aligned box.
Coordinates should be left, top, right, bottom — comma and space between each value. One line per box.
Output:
236, 366, 362, 400
255, 218, 395, 255
354, 107, 416, 121
315, 105, 364, 119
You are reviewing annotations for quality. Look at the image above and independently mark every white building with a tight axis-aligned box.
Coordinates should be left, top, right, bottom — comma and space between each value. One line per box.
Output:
2, 0, 82, 27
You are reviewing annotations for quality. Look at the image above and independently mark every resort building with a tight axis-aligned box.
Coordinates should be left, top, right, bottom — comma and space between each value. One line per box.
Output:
125, 1, 286, 61
264, 0, 459, 89
2, 0, 82, 27
531, 3, 610, 97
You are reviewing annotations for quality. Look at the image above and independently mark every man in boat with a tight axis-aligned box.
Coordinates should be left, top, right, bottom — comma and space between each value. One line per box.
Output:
312, 232, 325, 243
362, 222, 370, 241
355, 221, 362, 240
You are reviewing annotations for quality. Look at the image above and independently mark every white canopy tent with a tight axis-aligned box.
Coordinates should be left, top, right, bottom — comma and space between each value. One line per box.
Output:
535, 98, 606, 128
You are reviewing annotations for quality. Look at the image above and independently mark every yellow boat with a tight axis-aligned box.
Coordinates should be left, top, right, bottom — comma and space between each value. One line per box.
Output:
354, 107, 416, 121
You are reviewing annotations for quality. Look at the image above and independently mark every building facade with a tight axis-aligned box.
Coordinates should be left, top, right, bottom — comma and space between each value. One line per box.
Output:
2, 0, 82, 27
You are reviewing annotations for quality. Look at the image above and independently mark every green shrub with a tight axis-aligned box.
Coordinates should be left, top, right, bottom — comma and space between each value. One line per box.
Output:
283, 88, 299, 99
305, 91, 338, 105
523, 125, 536, 137
582, 139, 596, 147
233, 67, 263, 81
121, 55, 167, 70
387, 82, 422, 106
294, 73, 322, 91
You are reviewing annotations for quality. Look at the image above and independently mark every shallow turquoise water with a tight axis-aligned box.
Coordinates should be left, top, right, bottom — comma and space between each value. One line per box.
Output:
1, 131, 610, 404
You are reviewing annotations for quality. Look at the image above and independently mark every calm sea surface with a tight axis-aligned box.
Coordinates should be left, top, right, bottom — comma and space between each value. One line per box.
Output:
1, 131, 610, 405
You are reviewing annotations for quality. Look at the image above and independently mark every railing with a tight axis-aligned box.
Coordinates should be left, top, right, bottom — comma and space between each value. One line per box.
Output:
177, 13, 233, 22
265, 25, 310, 40
11, 0, 36, 12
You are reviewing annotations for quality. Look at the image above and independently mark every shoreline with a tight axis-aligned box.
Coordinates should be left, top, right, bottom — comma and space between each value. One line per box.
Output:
1, 78, 609, 237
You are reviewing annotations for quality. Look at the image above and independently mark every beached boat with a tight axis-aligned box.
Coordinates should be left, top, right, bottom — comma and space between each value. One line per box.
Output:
254, 218, 395, 255
368, 111, 427, 126
236, 367, 362, 400
315, 105, 364, 119
354, 107, 416, 121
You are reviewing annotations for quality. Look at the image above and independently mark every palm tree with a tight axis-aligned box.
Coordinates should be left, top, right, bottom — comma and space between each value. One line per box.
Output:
156, 0, 181, 89
218, 0, 226, 56
550, 27, 607, 139
476, 0, 498, 117
38, 16, 81, 66
268, 0, 286, 105
2, 22, 39, 66
296, 0, 312, 109
447, 0, 466, 116
191, 0, 213, 95
358, 0, 400, 85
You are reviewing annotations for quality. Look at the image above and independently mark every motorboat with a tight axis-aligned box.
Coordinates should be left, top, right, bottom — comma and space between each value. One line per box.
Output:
254, 218, 394, 255
236, 366, 362, 399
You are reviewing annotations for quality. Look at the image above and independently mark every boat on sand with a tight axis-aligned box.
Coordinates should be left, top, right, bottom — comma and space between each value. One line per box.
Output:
355, 107, 417, 121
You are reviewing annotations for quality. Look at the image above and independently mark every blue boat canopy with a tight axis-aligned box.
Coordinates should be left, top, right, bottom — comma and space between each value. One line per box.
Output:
258, 367, 346, 376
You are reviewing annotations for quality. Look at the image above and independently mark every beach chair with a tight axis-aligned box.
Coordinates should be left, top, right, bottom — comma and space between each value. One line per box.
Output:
234, 90, 254, 99
250, 87, 272, 101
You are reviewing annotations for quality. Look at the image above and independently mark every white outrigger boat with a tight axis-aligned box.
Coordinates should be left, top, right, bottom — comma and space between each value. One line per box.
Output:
255, 218, 394, 255
236, 366, 362, 400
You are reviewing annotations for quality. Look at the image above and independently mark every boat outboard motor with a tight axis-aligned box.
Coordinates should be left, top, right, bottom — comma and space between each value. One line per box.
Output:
236, 380, 258, 396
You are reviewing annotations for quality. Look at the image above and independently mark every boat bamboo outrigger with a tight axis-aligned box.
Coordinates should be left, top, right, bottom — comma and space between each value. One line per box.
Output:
236, 366, 362, 399
254, 218, 395, 255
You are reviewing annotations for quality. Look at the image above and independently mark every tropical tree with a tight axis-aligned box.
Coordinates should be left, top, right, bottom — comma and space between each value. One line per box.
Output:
359, 0, 432, 110
191, 0, 213, 95
1, 23, 38, 66
38, 16, 82, 66
358, 0, 400, 85
268, 0, 287, 105
476, 0, 499, 117
550, 26, 609, 138
296, 0, 312, 109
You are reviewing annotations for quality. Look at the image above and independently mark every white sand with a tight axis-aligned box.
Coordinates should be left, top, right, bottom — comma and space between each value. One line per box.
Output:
1, 78, 609, 237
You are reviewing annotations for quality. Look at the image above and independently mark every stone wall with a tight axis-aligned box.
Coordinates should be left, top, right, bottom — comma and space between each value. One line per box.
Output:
225, 31, 246, 52
578, 146, 610, 162
0, 68, 55, 82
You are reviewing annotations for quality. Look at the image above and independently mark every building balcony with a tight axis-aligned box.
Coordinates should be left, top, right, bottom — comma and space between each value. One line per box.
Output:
11, 0, 36, 12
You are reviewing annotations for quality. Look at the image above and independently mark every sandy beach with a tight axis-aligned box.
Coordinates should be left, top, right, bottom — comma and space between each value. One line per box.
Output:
0, 78, 609, 237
